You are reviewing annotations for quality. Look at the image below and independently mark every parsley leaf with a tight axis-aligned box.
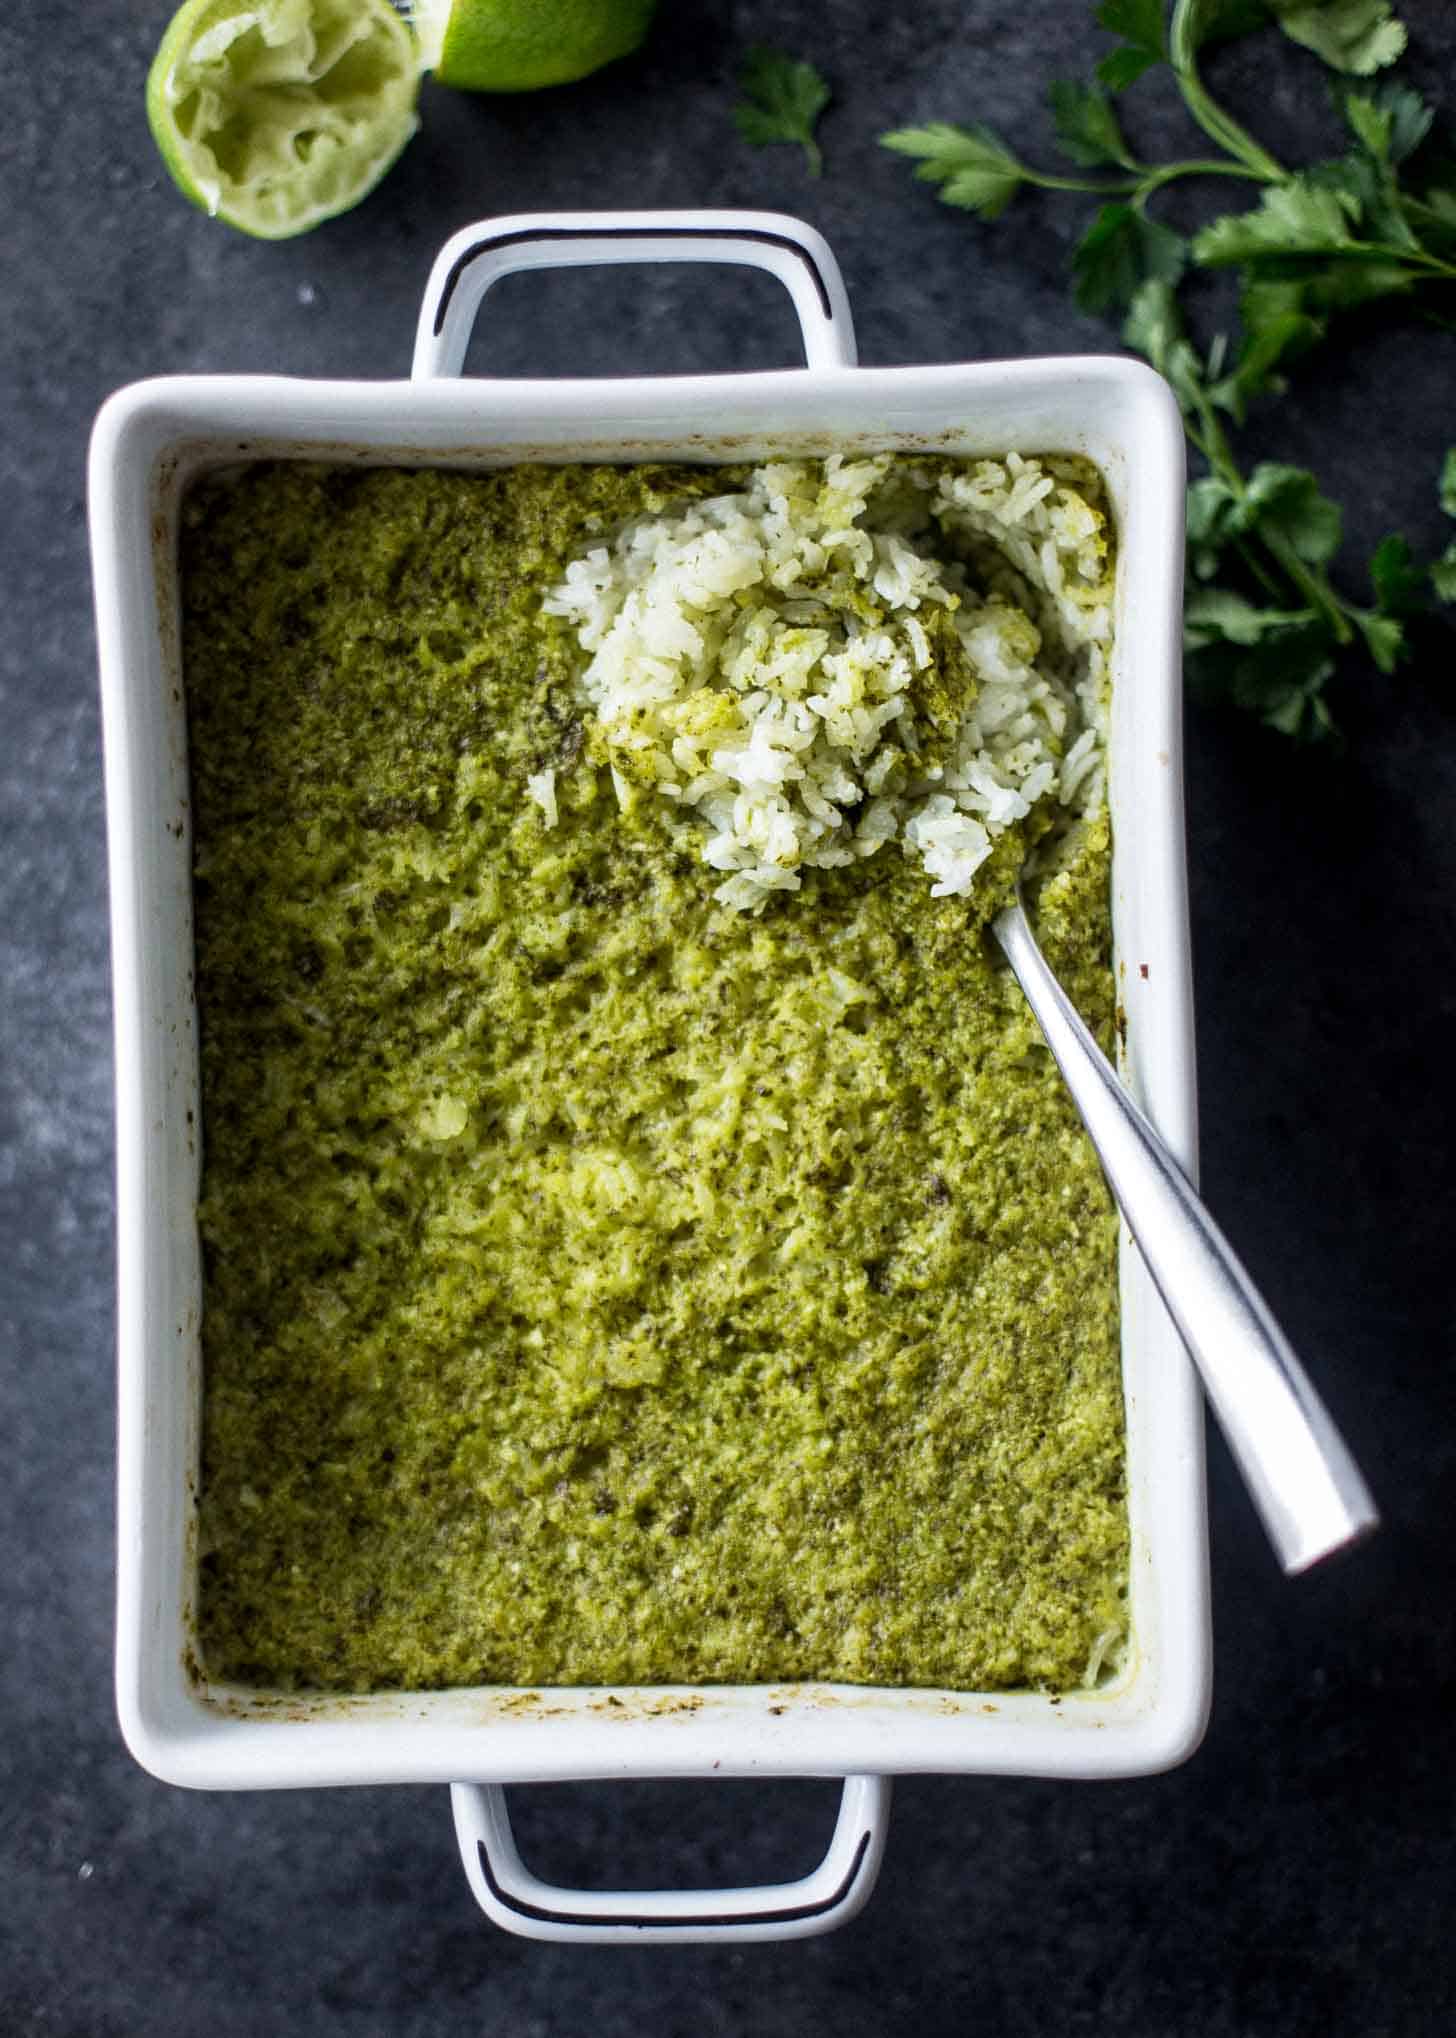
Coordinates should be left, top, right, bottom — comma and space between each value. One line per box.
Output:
1414, 184, 1456, 262
1339, 79, 1433, 166
880, 123, 1027, 220
1209, 278, 1326, 417
1384, 91, 1440, 170
1177, 452, 1343, 572
1341, 91, 1392, 161
1194, 167, 1427, 309
1368, 531, 1426, 613
1074, 205, 1187, 312
1242, 461, 1343, 564
1049, 80, 1137, 168
1438, 446, 1456, 519
1432, 447, 1456, 601
1186, 621, 1341, 744
1271, 0, 1407, 76
1365, 516, 1439, 656
733, 48, 831, 177
1186, 475, 1243, 578
1354, 608, 1407, 671
1194, 175, 1361, 265
1123, 277, 1206, 409
1094, 0, 1168, 91
1184, 588, 1309, 646
1311, 148, 1416, 249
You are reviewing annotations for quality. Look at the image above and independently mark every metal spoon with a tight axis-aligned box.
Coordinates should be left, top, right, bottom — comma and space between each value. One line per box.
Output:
993, 888, 1379, 1575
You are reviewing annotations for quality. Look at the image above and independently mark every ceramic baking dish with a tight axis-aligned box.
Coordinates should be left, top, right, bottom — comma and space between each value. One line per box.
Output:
90, 210, 1210, 1944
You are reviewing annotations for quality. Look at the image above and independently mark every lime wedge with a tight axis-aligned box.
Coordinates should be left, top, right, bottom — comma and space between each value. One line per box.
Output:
409, 0, 656, 93
147, 0, 421, 239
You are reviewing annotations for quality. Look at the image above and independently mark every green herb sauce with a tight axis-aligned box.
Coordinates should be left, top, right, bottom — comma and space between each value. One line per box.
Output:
183, 460, 1127, 1693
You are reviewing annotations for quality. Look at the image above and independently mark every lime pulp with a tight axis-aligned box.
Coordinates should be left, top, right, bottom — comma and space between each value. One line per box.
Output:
147, 0, 421, 240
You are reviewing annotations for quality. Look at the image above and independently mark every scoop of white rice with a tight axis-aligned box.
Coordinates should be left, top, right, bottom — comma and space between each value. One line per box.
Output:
542, 453, 1112, 912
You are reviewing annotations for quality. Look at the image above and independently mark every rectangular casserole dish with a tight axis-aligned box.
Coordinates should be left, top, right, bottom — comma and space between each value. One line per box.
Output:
90, 211, 1209, 1943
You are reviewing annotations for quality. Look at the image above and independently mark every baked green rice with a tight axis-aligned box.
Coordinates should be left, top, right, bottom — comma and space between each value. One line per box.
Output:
183, 454, 1128, 1695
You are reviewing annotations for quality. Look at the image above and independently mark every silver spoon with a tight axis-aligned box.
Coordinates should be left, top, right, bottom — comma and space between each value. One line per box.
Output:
993, 887, 1379, 1575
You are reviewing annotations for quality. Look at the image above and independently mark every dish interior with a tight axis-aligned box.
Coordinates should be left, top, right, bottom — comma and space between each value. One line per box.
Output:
183, 453, 1127, 1699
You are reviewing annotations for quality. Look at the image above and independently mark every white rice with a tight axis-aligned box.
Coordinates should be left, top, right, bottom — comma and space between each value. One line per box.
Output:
524, 767, 558, 828
542, 453, 1112, 912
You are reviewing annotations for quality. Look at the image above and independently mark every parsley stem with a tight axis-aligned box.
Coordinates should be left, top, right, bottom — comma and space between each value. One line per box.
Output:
1354, 243, 1456, 281
1168, 1, 1285, 185
1232, 538, 1288, 604
1023, 170, 1141, 195
1179, 389, 1241, 496
1401, 194, 1456, 235
1257, 534, 1354, 646
1177, 79, 1282, 184
1180, 383, 1353, 645
1024, 160, 1272, 204
1135, 157, 1270, 197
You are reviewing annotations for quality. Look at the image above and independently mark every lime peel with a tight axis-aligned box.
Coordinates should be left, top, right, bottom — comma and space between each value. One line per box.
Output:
147, 0, 421, 240
405, 0, 657, 93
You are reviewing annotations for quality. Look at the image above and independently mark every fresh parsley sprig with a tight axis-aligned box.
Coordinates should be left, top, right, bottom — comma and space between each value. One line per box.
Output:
881, 0, 1455, 742
1127, 275, 1426, 738
879, 106, 1261, 317
734, 48, 832, 178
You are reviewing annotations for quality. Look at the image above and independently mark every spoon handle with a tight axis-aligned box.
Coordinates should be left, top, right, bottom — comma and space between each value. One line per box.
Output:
993, 899, 1378, 1575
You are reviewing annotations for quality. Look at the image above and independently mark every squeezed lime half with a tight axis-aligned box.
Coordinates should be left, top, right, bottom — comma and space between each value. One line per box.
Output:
147, 0, 421, 239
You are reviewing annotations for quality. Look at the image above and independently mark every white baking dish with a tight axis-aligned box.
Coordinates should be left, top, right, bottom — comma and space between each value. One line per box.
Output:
90, 211, 1209, 1944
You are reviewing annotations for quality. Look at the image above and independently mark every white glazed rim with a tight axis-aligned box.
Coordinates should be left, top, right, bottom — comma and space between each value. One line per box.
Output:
92, 213, 1208, 1940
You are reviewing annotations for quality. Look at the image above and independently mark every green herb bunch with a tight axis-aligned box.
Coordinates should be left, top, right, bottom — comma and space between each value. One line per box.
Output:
883, 0, 1456, 741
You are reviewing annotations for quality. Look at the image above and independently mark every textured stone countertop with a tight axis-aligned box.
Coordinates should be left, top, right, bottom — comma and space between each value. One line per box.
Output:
3, 2, 1453, 2031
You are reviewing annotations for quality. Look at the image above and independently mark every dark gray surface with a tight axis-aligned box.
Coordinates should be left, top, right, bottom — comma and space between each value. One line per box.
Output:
3, 2, 1454, 2031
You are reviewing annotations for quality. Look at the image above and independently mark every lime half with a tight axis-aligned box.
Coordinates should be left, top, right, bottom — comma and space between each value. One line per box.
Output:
147, 0, 421, 239
409, 0, 656, 93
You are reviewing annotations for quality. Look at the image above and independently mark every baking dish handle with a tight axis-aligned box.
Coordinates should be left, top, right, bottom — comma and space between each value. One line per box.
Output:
412, 210, 858, 379
449, 1773, 890, 1945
